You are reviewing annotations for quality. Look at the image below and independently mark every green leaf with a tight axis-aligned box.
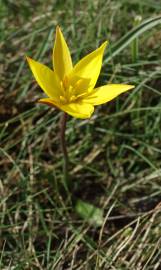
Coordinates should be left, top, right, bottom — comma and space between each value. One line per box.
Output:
105, 16, 161, 63
75, 199, 104, 227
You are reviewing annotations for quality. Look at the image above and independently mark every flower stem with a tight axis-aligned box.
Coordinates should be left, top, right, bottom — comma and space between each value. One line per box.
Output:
60, 112, 69, 192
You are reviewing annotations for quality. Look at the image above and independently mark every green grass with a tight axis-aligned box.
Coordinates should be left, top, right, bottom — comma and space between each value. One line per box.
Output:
1, 0, 161, 269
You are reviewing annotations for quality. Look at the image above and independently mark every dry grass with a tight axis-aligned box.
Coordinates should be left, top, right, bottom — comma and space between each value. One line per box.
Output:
1, 0, 161, 269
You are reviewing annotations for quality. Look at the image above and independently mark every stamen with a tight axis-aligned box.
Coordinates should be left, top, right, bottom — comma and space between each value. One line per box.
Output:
70, 95, 76, 102
68, 85, 73, 95
60, 77, 88, 104
77, 93, 87, 98
75, 79, 83, 89
63, 75, 69, 89
60, 95, 67, 104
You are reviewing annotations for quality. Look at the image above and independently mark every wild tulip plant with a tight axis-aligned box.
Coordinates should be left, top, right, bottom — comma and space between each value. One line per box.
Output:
26, 26, 134, 191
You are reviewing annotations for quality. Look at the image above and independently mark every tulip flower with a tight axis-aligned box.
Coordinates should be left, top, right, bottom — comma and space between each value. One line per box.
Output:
26, 26, 134, 119
26, 26, 134, 191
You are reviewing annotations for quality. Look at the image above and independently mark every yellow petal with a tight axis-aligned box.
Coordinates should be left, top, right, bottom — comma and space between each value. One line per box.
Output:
53, 26, 73, 80
69, 41, 108, 90
26, 56, 61, 101
84, 84, 135, 105
61, 102, 94, 119
38, 98, 94, 119
70, 75, 91, 96
37, 98, 58, 108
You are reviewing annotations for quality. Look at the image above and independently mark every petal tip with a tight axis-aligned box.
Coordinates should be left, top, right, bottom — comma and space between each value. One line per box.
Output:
100, 40, 109, 51
25, 55, 30, 61
127, 85, 135, 89
56, 25, 62, 35
37, 99, 46, 105
25, 56, 33, 65
37, 98, 57, 108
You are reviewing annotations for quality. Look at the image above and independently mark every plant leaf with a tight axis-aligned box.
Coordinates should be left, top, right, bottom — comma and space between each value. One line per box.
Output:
75, 199, 104, 227
105, 16, 161, 63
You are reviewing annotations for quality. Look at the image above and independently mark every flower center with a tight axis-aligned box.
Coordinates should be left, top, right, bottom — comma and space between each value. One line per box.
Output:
59, 76, 88, 104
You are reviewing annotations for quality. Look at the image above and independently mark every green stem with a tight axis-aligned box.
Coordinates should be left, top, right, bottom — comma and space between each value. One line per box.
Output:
131, 15, 142, 63
60, 112, 69, 191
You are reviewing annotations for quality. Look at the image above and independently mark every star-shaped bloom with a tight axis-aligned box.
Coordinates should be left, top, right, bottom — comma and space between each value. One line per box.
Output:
26, 26, 134, 118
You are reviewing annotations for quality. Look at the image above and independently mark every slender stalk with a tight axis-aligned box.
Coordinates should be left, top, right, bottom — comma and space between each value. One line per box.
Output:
59, 112, 69, 191
131, 15, 142, 62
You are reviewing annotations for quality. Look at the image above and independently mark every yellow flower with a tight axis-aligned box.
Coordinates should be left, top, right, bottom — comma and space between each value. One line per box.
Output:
26, 26, 134, 119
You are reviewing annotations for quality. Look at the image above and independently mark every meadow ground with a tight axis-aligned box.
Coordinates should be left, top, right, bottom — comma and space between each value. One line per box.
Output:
1, 0, 161, 269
